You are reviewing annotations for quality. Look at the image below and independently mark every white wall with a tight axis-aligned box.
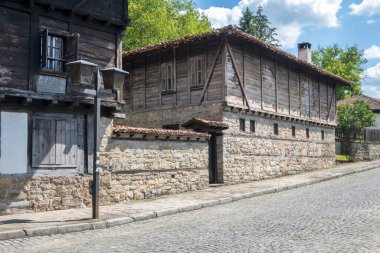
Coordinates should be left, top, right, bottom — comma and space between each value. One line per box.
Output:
367, 113, 380, 129
0, 111, 28, 174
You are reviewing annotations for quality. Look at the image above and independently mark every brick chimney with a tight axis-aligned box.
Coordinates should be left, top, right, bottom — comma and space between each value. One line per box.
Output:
298, 42, 312, 63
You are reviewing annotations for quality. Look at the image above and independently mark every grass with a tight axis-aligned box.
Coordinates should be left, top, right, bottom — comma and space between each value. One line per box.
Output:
336, 154, 353, 162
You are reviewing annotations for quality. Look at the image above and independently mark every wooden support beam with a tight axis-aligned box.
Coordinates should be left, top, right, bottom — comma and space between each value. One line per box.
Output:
242, 43, 246, 106
287, 65, 291, 115
204, 42, 208, 103
131, 59, 134, 112
308, 74, 311, 119
144, 55, 147, 110
159, 49, 162, 107
318, 77, 321, 120
47, 99, 58, 106
22, 97, 32, 105
173, 46, 177, 106
225, 39, 250, 110
187, 45, 191, 105
327, 84, 336, 120
199, 38, 226, 104
298, 71, 301, 116
260, 52, 264, 110
274, 58, 278, 112
326, 80, 329, 121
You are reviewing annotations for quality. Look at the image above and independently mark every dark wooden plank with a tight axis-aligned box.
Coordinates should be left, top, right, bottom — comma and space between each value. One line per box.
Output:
260, 51, 264, 110
327, 84, 336, 121
225, 39, 250, 109
199, 38, 225, 104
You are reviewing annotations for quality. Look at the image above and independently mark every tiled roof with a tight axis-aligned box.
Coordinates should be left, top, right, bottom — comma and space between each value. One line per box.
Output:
338, 94, 380, 112
123, 25, 351, 86
113, 125, 210, 138
182, 117, 229, 129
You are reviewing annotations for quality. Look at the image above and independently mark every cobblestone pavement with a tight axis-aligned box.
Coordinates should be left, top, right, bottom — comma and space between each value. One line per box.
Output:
1, 168, 380, 253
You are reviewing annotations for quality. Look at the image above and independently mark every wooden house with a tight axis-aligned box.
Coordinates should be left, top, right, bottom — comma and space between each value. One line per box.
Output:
0, 0, 129, 176
122, 26, 350, 184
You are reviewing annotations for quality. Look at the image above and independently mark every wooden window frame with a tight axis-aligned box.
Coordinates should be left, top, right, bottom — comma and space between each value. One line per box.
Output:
161, 62, 175, 92
32, 113, 78, 168
40, 27, 79, 76
190, 56, 205, 89
239, 118, 245, 132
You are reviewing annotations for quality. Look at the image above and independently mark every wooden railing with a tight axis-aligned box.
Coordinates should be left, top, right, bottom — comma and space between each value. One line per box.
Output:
336, 128, 380, 143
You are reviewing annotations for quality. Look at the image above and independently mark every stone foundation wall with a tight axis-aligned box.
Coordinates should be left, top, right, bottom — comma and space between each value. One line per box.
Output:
0, 135, 209, 215
221, 112, 336, 184
339, 141, 380, 161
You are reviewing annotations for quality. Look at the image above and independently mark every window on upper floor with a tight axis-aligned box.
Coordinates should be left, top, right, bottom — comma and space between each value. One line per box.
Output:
306, 128, 310, 139
40, 28, 79, 74
44, 34, 65, 72
321, 130, 325, 140
161, 62, 174, 92
190, 56, 204, 88
292, 126, 296, 137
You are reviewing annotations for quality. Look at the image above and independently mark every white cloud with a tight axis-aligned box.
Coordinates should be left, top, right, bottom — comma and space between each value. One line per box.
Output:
199, 0, 342, 49
366, 63, 380, 80
349, 0, 380, 17
363, 63, 380, 99
366, 19, 377, 24
364, 45, 380, 59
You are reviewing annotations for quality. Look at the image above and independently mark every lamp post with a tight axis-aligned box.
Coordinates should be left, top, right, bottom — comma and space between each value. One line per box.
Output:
66, 60, 128, 219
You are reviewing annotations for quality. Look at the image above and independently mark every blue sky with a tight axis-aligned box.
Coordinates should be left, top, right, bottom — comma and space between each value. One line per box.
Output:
194, 0, 380, 98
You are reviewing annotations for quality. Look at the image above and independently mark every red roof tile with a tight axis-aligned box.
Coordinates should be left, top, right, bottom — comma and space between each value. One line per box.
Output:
182, 117, 229, 129
123, 25, 351, 87
338, 94, 380, 112
113, 125, 210, 138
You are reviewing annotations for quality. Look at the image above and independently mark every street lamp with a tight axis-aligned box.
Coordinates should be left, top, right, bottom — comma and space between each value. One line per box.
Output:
66, 60, 128, 219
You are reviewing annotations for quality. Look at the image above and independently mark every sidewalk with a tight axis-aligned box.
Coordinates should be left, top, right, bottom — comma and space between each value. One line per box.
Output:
1, 160, 379, 241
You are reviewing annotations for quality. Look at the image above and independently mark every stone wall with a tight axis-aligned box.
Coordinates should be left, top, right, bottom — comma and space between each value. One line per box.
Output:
99, 136, 209, 202
339, 141, 380, 161
221, 112, 336, 184
0, 134, 209, 215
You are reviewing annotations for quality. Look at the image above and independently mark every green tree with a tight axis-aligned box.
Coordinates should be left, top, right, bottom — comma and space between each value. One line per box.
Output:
124, 0, 211, 51
337, 100, 375, 131
238, 6, 280, 46
312, 45, 367, 100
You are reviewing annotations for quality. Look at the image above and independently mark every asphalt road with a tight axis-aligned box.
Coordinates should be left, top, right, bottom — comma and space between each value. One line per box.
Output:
1, 168, 380, 253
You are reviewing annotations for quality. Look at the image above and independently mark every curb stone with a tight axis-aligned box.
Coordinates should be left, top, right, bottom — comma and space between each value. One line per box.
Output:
0, 230, 26, 241
201, 200, 220, 208
154, 208, 180, 217
58, 223, 92, 234
0, 164, 379, 241
24, 226, 59, 237
131, 212, 156, 221
180, 203, 203, 212
106, 217, 134, 227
